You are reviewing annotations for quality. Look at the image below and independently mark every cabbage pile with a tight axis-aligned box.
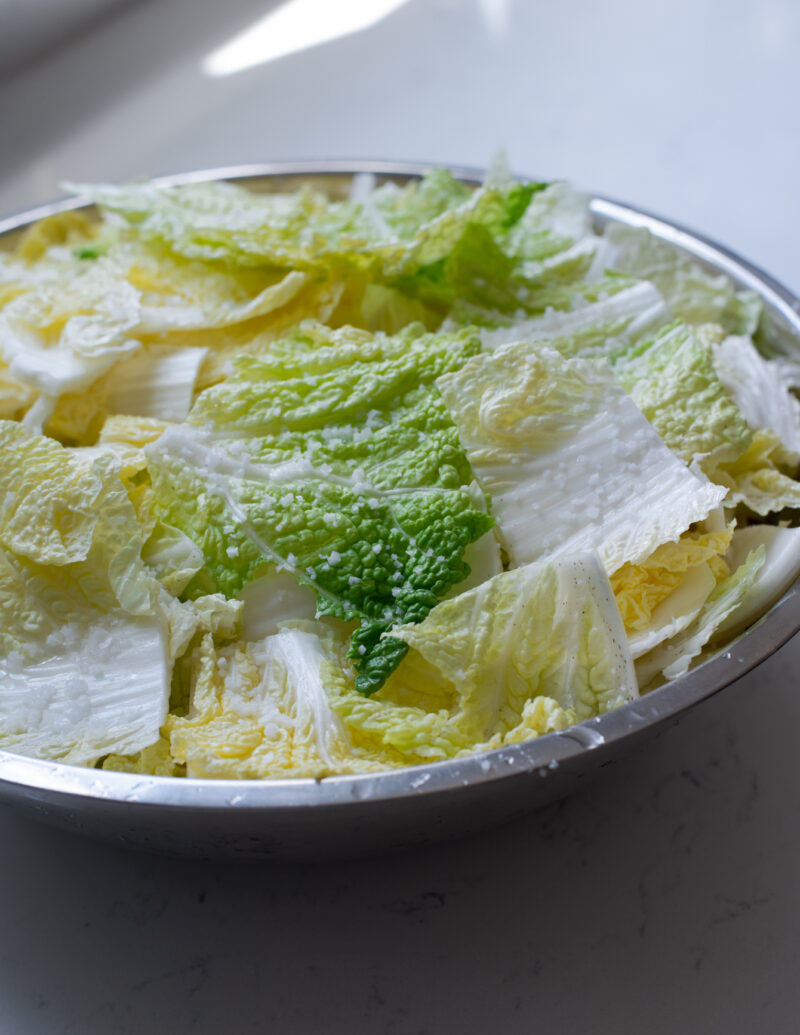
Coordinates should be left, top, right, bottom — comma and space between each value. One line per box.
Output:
0, 162, 798, 778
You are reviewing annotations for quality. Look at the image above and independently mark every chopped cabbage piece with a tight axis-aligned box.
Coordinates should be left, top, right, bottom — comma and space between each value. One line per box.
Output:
615, 322, 753, 470
715, 525, 800, 638
611, 525, 732, 632
142, 521, 206, 596
480, 280, 668, 357
66, 169, 546, 282
0, 613, 168, 765
0, 258, 142, 396
635, 547, 765, 686
166, 557, 637, 775
714, 430, 800, 516
102, 734, 182, 777
0, 421, 172, 762
328, 553, 635, 764
713, 334, 800, 456
436, 342, 726, 572
98, 413, 170, 447
0, 364, 36, 420
391, 552, 637, 727
146, 323, 494, 694
167, 628, 374, 778
604, 223, 761, 334
626, 563, 717, 659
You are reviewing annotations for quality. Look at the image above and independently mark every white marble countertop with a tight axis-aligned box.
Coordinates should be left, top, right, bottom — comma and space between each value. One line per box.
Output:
1, 0, 799, 1030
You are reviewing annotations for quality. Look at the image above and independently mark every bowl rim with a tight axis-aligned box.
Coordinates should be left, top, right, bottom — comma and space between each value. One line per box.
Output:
1, 159, 799, 812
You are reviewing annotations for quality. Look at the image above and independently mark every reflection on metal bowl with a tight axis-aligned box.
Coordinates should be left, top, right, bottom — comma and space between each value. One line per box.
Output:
1, 162, 799, 860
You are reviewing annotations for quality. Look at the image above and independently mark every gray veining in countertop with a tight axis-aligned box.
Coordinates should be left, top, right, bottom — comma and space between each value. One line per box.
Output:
1, 0, 799, 1030
1, 633, 798, 1033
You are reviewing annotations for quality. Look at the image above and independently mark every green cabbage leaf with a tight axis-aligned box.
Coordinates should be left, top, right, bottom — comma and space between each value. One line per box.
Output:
145, 323, 494, 694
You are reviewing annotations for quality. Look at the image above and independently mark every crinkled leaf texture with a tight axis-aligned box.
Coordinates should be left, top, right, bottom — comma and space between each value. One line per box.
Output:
614, 322, 753, 471
0, 614, 168, 765
611, 525, 733, 658
146, 323, 494, 694
332, 552, 637, 765
167, 628, 366, 779
611, 525, 732, 634
713, 430, 800, 516
635, 547, 765, 687
479, 279, 669, 358
66, 170, 546, 282
391, 552, 637, 726
167, 553, 638, 777
436, 341, 726, 573
0, 421, 171, 764
3, 166, 795, 779
0, 225, 315, 415
0, 258, 142, 397
713, 334, 800, 457
604, 223, 761, 334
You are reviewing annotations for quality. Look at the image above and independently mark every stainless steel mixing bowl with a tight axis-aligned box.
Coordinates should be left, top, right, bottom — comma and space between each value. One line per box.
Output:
1, 162, 798, 859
